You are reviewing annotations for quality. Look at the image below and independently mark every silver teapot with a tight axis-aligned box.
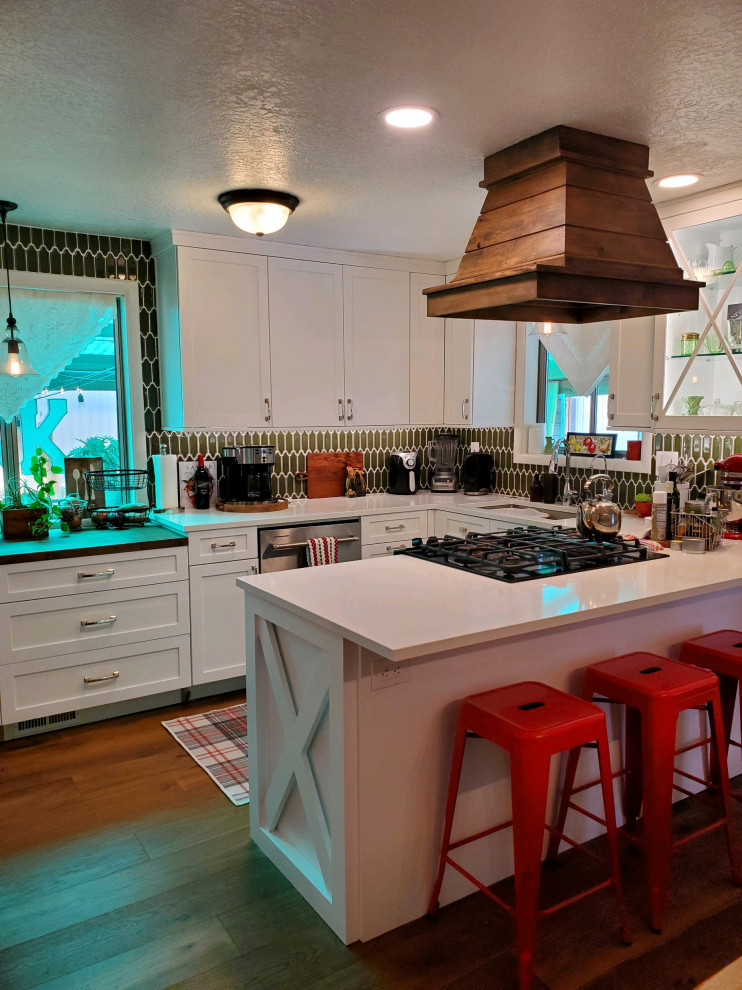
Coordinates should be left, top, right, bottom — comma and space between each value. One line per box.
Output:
576, 472, 622, 541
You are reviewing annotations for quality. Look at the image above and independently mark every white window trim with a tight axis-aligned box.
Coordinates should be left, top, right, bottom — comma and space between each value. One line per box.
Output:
7, 270, 146, 469
512, 322, 653, 475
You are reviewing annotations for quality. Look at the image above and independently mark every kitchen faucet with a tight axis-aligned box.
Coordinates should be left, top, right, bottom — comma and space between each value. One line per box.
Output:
549, 438, 579, 505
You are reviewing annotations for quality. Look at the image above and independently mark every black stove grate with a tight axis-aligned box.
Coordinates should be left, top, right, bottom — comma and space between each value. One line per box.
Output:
395, 527, 666, 583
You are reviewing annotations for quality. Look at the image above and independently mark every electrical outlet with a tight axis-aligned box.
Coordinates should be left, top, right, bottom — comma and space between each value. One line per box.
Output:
371, 658, 409, 690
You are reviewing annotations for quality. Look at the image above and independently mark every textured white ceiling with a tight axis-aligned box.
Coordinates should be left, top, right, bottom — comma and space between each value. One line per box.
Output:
2, 0, 742, 260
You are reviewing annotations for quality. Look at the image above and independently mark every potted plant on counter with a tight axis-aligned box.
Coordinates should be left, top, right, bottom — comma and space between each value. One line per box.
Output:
0, 447, 67, 540
634, 492, 653, 518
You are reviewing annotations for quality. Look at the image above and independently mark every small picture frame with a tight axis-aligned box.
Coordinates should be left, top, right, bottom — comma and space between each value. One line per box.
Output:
177, 459, 218, 508
566, 432, 617, 458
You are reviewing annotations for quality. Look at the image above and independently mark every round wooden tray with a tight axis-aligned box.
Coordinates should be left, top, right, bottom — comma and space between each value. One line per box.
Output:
215, 498, 289, 513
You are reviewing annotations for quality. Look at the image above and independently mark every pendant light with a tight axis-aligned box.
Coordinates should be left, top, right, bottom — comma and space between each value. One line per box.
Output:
0, 200, 38, 377
217, 189, 300, 237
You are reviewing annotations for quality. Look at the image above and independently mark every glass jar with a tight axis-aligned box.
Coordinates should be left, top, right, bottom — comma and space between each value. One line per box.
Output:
704, 329, 725, 354
680, 332, 699, 356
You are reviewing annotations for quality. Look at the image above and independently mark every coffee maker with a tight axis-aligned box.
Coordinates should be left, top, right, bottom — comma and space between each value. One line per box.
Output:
388, 450, 420, 495
218, 445, 275, 504
427, 432, 459, 492
461, 448, 495, 494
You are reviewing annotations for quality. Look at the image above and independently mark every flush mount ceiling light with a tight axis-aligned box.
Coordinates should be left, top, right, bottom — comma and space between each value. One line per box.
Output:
379, 106, 437, 128
217, 189, 300, 236
0, 200, 38, 377
656, 173, 702, 189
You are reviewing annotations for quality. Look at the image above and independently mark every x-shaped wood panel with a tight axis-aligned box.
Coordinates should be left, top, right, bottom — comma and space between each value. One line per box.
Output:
257, 617, 332, 888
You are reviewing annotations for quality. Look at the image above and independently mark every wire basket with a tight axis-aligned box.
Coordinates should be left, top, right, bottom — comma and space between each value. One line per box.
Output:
671, 510, 727, 551
84, 469, 149, 492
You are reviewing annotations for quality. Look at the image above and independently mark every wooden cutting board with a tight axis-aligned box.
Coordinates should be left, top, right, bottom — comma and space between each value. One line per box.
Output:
297, 452, 364, 498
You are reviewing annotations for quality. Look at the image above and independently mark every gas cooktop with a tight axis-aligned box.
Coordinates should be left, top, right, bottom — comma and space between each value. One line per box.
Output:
395, 527, 667, 583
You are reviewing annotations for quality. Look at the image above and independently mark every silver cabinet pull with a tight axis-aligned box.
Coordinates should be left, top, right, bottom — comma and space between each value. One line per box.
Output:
346, 398, 353, 421
338, 398, 344, 422
385, 523, 405, 531
210, 541, 237, 550
78, 569, 115, 580
84, 670, 120, 684
80, 616, 117, 628
264, 397, 271, 421
462, 397, 469, 420
650, 391, 660, 422
386, 543, 406, 551
250, 564, 258, 574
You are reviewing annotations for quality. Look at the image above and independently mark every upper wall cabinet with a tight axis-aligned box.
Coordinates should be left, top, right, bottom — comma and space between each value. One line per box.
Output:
343, 267, 410, 426
409, 273, 445, 425
608, 185, 742, 432
268, 258, 345, 428
156, 247, 271, 430
444, 318, 516, 427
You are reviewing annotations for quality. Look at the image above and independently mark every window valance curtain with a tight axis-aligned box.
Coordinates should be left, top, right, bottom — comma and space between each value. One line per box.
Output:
532, 322, 612, 396
0, 289, 116, 422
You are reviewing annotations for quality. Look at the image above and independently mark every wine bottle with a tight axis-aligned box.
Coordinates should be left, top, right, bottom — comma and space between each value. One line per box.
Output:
193, 454, 212, 510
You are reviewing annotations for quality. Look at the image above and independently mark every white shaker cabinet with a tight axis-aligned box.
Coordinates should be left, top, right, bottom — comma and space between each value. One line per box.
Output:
156, 246, 272, 430
606, 318, 655, 430
444, 318, 516, 427
409, 273, 445, 424
343, 266, 410, 426
189, 556, 258, 685
268, 257, 345, 428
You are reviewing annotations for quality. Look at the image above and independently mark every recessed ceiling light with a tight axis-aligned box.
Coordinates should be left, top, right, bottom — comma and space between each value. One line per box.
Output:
656, 173, 702, 189
380, 106, 437, 128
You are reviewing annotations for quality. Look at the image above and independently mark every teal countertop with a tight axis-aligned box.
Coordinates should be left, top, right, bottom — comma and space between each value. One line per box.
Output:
0, 523, 188, 564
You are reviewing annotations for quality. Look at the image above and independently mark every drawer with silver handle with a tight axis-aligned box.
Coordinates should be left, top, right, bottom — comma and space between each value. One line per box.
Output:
0, 582, 190, 664
0, 635, 191, 724
0, 547, 188, 603
361, 510, 428, 546
188, 527, 258, 564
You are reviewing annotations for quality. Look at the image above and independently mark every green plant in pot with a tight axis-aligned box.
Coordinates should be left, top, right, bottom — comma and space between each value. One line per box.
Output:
0, 447, 67, 540
634, 492, 653, 518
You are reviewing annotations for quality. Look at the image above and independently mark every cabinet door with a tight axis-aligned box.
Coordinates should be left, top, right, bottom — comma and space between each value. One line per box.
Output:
606, 317, 655, 429
175, 248, 271, 429
471, 321, 516, 426
343, 267, 410, 425
444, 318, 474, 424
269, 258, 345, 427
409, 273, 444, 424
189, 558, 258, 685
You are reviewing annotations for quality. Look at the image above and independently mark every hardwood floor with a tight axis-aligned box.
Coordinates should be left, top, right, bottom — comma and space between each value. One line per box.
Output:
2, 694, 742, 990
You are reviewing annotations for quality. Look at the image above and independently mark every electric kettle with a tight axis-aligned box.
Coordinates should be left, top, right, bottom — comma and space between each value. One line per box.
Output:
576, 473, 622, 541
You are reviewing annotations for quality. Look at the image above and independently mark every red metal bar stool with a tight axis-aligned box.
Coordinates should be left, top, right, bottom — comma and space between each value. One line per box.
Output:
550, 652, 741, 934
679, 630, 742, 793
428, 681, 631, 990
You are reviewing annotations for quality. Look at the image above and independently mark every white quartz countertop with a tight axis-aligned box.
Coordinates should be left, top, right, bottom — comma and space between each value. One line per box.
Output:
155, 491, 546, 533
237, 542, 742, 661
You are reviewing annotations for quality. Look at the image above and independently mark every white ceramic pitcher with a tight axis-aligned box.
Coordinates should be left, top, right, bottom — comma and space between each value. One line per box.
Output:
706, 243, 742, 274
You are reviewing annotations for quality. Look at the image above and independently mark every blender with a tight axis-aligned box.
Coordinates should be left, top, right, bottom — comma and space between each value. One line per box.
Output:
427, 432, 459, 492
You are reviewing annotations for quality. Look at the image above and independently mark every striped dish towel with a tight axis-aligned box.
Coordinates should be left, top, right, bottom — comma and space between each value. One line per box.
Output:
306, 536, 339, 566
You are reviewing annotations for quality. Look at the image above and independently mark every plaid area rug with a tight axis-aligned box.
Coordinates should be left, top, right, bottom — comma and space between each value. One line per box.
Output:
162, 704, 249, 805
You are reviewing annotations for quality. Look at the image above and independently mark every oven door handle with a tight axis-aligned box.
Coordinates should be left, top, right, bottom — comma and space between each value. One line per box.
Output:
267, 536, 359, 551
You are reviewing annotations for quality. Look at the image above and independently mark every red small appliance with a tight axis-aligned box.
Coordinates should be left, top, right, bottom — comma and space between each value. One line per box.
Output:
713, 454, 742, 540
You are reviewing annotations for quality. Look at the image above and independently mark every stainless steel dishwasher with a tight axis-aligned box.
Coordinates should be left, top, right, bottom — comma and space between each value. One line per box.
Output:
258, 518, 362, 572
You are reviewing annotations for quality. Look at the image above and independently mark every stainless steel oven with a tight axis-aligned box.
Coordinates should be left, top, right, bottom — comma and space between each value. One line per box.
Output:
258, 519, 362, 572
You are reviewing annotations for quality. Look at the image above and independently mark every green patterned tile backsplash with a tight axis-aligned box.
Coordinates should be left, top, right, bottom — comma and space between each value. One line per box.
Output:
150, 426, 742, 507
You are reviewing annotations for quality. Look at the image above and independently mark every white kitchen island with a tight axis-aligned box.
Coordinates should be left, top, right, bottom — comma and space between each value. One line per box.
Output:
237, 544, 742, 944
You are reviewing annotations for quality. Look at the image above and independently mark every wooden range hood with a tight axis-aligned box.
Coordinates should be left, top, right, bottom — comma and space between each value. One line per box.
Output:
424, 125, 702, 324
